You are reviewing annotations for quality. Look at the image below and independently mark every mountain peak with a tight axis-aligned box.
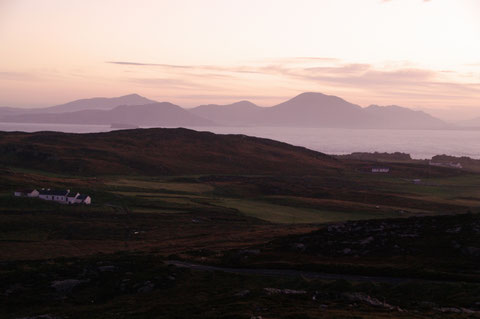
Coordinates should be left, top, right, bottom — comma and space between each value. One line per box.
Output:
285, 92, 353, 106
120, 93, 149, 99
229, 100, 258, 107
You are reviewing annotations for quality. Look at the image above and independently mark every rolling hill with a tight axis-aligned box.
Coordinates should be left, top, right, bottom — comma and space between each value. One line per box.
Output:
262, 92, 372, 127
1, 92, 449, 129
457, 116, 480, 128
190, 101, 263, 126
190, 92, 447, 129
0, 94, 155, 118
0, 128, 341, 175
365, 104, 447, 129
1, 103, 213, 127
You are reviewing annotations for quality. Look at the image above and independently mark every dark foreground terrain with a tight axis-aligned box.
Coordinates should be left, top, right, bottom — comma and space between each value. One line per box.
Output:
1, 214, 479, 319
0, 128, 479, 318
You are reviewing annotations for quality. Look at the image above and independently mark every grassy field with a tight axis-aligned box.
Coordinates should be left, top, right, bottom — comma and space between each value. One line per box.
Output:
1, 162, 480, 317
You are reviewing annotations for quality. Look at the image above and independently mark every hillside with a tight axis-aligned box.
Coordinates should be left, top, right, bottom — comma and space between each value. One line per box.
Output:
190, 101, 263, 125
0, 128, 341, 175
263, 92, 372, 127
189, 92, 448, 129
458, 116, 480, 128
42, 93, 156, 113
365, 105, 447, 129
0, 94, 155, 118
1, 103, 214, 127
1, 92, 450, 130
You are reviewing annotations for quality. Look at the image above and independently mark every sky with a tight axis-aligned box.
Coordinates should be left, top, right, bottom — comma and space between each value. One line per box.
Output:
0, 0, 479, 120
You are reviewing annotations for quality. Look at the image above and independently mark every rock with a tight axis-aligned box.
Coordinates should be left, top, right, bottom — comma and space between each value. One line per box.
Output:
342, 248, 352, 255
50, 279, 83, 294
435, 307, 462, 313
98, 265, 116, 272
4, 283, 24, 296
360, 236, 374, 245
239, 249, 261, 255
264, 288, 307, 295
418, 301, 437, 309
234, 289, 250, 297
292, 243, 306, 251
137, 281, 155, 293
446, 226, 462, 233
343, 292, 393, 309
459, 308, 477, 314
462, 246, 480, 257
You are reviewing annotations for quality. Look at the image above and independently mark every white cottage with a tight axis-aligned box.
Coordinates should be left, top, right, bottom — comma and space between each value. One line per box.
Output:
38, 189, 70, 203
14, 188, 92, 205
14, 189, 39, 197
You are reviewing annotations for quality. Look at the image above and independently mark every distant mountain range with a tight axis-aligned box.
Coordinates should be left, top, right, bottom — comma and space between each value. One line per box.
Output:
0, 92, 458, 129
457, 117, 480, 128
2, 102, 213, 127
0, 94, 154, 118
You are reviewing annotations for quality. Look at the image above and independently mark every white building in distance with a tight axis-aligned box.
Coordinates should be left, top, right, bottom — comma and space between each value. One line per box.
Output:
14, 188, 91, 205
371, 167, 390, 173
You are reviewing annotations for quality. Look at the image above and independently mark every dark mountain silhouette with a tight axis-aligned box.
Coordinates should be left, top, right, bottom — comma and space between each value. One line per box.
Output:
1, 92, 449, 129
365, 105, 447, 129
0, 106, 25, 118
0, 94, 155, 118
0, 128, 341, 175
191, 92, 448, 129
2, 103, 213, 127
41, 93, 156, 113
190, 92, 447, 129
457, 116, 480, 128
190, 101, 263, 126
261, 92, 373, 127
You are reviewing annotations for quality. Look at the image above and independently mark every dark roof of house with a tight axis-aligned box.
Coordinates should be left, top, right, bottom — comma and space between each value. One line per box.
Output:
39, 189, 69, 196
16, 189, 36, 193
67, 192, 79, 198
77, 194, 90, 200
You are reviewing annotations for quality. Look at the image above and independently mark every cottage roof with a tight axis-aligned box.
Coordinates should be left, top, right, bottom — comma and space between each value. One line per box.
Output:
77, 194, 89, 200
16, 189, 36, 194
39, 189, 69, 196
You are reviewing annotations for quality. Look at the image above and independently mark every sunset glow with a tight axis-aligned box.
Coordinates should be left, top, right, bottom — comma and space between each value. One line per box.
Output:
1, 0, 479, 119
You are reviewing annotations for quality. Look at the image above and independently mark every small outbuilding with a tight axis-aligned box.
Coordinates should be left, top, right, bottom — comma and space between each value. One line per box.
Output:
14, 189, 39, 197
371, 167, 390, 173
76, 194, 91, 205
66, 192, 80, 204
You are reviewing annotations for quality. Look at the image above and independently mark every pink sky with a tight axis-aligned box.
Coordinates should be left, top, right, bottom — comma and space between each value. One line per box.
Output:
0, 0, 479, 120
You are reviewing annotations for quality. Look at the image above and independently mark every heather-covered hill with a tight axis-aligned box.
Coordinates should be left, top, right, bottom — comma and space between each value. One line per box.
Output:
0, 128, 341, 175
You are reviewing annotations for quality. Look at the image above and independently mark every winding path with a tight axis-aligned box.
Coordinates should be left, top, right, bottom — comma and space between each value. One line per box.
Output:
166, 260, 457, 284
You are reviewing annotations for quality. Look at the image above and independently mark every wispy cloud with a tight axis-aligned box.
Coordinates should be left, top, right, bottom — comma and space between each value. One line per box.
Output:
106, 58, 480, 108
0, 71, 39, 81
107, 61, 192, 69
382, 0, 431, 2
107, 61, 264, 74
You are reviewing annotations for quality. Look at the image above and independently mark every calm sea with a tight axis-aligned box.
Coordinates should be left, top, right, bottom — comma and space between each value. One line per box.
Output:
1, 122, 479, 159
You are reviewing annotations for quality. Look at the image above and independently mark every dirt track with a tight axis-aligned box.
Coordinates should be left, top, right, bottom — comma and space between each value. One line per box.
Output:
166, 260, 461, 284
